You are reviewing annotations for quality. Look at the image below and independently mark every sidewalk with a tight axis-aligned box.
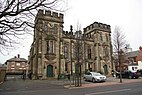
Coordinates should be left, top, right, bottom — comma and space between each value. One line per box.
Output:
64, 77, 142, 89
1, 76, 142, 89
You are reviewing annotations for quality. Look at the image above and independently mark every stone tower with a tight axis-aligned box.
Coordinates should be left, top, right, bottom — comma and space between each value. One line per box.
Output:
29, 9, 64, 79
83, 22, 113, 75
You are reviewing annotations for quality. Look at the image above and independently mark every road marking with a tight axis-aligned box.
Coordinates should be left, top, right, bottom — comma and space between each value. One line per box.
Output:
0, 89, 48, 94
85, 89, 131, 95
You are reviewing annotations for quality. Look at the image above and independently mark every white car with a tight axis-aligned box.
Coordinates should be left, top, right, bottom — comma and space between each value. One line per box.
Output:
83, 72, 107, 82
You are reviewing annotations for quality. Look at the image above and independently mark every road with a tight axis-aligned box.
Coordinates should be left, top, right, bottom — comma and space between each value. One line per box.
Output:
0, 77, 142, 95
82, 82, 142, 95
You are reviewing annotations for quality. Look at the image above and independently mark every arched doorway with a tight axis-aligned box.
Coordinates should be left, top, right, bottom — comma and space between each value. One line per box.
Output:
47, 65, 53, 77
103, 64, 108, 75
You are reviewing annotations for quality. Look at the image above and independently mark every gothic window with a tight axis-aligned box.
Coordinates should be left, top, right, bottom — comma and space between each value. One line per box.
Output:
47, 41, 54, 54
74, 45, 77, 59
44, 22, 48, 32
103, 47, 109, 57
64, 46, 68, 59
47, 41, 49, 53
85, 46, 87, 59
65, 62, 68, 71
88, 46, 91, 59
54, 24, 58, 34
50, 41, 54, 53
106, 34, 108, 42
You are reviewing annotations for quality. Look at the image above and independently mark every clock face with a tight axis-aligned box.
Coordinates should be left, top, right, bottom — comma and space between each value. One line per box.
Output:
48, 22, 54, 28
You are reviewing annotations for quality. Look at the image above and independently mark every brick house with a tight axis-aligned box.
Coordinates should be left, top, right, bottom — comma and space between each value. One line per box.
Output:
5, 54, 28, 74
115, 47, 142, 72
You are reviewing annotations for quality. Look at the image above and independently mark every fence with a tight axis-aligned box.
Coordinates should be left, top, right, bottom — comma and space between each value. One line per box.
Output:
0, 69, 6, 83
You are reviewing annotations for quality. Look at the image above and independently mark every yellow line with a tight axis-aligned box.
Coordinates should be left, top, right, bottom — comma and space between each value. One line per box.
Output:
85, 89, 131, 95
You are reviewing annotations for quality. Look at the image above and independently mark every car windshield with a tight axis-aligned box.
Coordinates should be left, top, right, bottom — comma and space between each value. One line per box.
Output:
92, 72, 101, 76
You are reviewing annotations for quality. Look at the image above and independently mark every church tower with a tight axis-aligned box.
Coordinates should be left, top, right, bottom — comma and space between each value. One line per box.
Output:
29, 9, 64, 79
83, 22, 113, 75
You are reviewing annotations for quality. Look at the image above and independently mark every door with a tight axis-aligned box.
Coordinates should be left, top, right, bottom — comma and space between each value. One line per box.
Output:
47, 65, 53, 77
103, 64, 108, 75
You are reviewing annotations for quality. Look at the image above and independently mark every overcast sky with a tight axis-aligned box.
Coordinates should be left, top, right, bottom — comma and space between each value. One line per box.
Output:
0, 0, 142, 64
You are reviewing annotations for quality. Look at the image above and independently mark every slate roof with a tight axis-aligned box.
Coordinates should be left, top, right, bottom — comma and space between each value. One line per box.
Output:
6, 57, 27, 62
113, 50, 140, 59
126, 50, 140, 58
128, 63, 138, 66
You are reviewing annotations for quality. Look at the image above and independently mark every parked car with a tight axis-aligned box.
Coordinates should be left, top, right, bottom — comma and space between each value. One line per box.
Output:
83, 72, 107, 82
116, 70, 141, 79
137, 69, 142, 77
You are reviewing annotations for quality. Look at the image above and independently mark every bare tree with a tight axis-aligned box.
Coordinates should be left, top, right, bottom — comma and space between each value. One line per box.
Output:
74, 30, 83, 87
0, 0, 66, 53
113, 26, 126, 83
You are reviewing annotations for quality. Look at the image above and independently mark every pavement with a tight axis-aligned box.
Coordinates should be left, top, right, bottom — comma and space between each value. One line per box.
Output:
64, 77, 142, 89
1, 76, 142, 90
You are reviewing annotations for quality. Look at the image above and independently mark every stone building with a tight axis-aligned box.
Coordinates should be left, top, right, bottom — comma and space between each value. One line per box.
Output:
28, 9, 113, 79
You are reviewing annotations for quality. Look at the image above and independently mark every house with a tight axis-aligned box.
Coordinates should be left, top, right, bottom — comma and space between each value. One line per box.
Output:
128, 63, 138, 71
5, 54, 28, 75
114, 46, 142, 72
28, 9, 113, 80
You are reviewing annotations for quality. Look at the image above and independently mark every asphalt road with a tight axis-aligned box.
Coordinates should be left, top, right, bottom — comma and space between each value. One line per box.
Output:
82, 82, 142, 95
0, 77, 142, 95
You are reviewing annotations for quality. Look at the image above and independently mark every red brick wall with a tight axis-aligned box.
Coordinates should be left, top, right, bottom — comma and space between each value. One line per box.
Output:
7, 61, 28, 71
136, 47, 142, 62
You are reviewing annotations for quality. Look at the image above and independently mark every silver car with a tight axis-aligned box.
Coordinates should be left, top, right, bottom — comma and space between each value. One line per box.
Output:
83, 72, 107, 82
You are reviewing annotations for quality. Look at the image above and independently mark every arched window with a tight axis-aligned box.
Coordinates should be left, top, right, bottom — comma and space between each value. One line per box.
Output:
64, 45, 68, 59
87, 46, 91, 59
47, 40, 54, 54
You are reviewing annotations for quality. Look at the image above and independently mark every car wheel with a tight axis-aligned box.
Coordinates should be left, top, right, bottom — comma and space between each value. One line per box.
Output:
84, 77, 87, 81
128, 75, 132, 79
92, 78, 96, 83
116, 75, 120, 78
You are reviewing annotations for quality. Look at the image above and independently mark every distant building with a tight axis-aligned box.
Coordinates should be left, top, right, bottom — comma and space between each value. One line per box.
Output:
28, 9, 113, 79
5, 54, 28, 74
0, 63, 6, 70
127, 63, 138, 71
115, 46, 142, 71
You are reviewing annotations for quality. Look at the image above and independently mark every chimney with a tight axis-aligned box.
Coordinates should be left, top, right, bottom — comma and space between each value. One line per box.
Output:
139, 46, 142, 52
70, 25, 73, 32
18, 54, 20, 58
